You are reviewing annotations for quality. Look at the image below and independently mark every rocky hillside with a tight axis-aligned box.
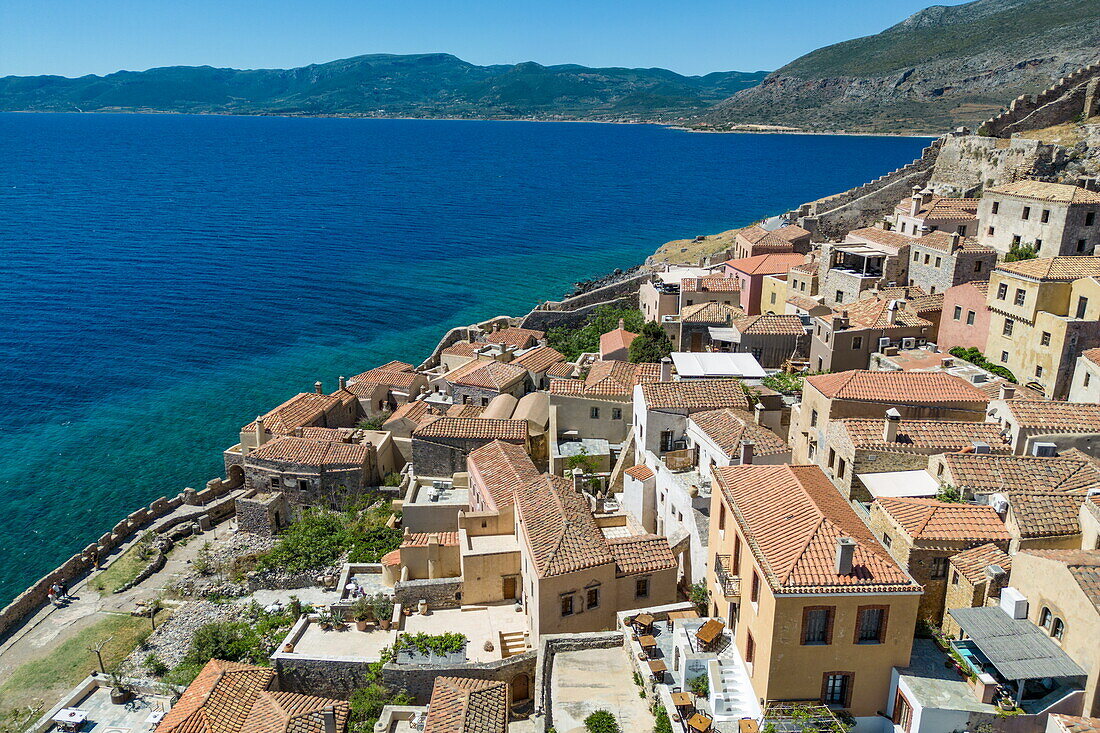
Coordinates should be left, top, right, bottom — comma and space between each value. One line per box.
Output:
0, 53, 767, 121
695, 0, 1100, 134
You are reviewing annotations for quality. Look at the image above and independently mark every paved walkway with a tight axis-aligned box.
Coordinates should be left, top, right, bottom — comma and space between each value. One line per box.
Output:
551, 647, 654, 733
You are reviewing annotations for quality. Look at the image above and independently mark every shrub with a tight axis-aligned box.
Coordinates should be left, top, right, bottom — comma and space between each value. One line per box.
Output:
358, 412, 392, 430
371, 594, 395, 623
1005, 242, 1038, 262
144, 653, 169, 677
547, 305, 647, 360
393, 632, 467, 657
653, 705, 672, 733
628, 322, 673, 364
689, 672, 709, 698
689, 583, 709, 615
584, 710, 621, 733
947, 346, 1017, 382
935, 484, 964, 503
254, 507, 402, 572
382, 471, 402, 487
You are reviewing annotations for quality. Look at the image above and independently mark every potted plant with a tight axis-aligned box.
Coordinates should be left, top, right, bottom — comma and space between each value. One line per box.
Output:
372, 594, 395, 630
108, 670, 133, 704
351, 597, 374, 632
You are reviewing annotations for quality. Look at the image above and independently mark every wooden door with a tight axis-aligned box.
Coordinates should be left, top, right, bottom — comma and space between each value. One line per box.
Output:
502, 576, 517, 599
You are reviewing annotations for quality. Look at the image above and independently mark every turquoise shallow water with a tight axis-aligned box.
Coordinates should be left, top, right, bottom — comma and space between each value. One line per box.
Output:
0, 113, 929, 605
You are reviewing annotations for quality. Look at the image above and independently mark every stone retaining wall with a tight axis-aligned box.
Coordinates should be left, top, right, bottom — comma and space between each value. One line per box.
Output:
383, 649, 538, 703
534, 631, 624, 733
393, 577, 463, 609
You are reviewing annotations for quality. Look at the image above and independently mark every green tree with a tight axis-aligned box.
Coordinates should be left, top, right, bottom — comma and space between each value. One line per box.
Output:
584, 710, 621, 733
547, 305, 646, 360
628, 322, 673, 364
1005, 242, 1038, 262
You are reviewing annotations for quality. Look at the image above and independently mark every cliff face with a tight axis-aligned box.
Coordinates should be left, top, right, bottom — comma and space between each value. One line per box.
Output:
696, 0, 1100, 134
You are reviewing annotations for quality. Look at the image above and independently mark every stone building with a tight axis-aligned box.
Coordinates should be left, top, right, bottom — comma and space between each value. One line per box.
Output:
1068, 348, 1100, 403
809, 295, 934, 374
382, 530, 462, 584
411, 418, 528, 478
928, 452, 1100, 503
1003, 491, 1087, 553
977, 180, 1100, 258
938, 280, 991, 353
819, 228, 912, 307
479, 326, 544, 350
233, 387, 360, 461
443, 359, 529, 406
344, 361, 428, 416
422, 677, 509, 733
732, 223, 812, 259
869, 497, 1011, 624
720, 253, 807, 315
983, 257, 1100, 398
678, 275, 743, 311
941, 542, 1011, 638
548, 360, 661, 447
722, 314, 807, 368
986, 399, 1100, 457
1082, 496, 1100, 551
892, 188, 979, 238
667, 301, 744, 352
905, 231, 996, 296
790, 370, 990, 464
821, 414, 1009, 501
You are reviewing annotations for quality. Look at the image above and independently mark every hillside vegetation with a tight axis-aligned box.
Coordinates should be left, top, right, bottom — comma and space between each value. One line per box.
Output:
0, 53, 767, 121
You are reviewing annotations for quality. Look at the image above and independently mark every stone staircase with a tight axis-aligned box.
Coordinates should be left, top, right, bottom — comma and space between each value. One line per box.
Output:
499, 630, 528, 658
707, 657, 761, 723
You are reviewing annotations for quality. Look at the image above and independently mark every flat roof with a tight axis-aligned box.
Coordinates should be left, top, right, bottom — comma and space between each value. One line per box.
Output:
949, 607, 1087, 680
410, 483, 469, 506
671, 352, 767, 379
858, 470, 940, 499
554, 438, 611, 458
707, 327, 740, 342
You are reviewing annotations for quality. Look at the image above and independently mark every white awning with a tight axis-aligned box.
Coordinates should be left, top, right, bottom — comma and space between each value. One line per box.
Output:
858, 470, 939, 499
708, 327, 740, 342
670, 352, 767, 379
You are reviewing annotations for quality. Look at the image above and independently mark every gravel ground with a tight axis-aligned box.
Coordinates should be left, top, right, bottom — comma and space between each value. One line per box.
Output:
124, 600, 246, 674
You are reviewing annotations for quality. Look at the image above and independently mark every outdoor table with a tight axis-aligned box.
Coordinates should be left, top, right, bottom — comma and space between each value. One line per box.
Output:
639, 634, 657, 650
738, 720, 759, 733
687, 713, 713, 733
695, 619, 725, 646
634, 613, 655, 631
52, 709, 87, 732
647, 658, 668, 681
670, 692, 694, 711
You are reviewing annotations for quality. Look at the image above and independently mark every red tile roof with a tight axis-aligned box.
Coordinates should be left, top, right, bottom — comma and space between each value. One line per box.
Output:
442, 341, 482, 358
1049, 714, 1100, 733
249, 437, 367, 467
413, 418, 527, 442
681, 275, 742, 293
545, 362, 577, 378
875, 497, 1010, 542
599, 328, 638, 356
723, 252, 808, 276
1017, 550, 1100, 612
805, 370, 988, 405
1007, 492, 1086, 538
845, 227, 913, 250
444, 359, 527, 390
896, 196, 979, 221
549, 361, 661, 400
483, 327, 544, 349
715, 464, 920, 594
624, 464, 655, 481
732, 314, 806, 336
244, 393, 344, 435
348, 361, 422, 391
987, 180, 1100, 205
940, 454, 1100, 495
913, 231, 990, 253
999, 400, 1100, 432
423, 677, 509, 733
512, 345, 566, 372
467, 440, 541, 509
387, 399, 434, 427
823, 295, 931, 330
514, 474, 613, 578
996, 256, 1100, 282
833, 418, 1009, 453
1083, 348, 1100, 367
608, 535, 677, 575
679, 301, 744, 324
949, 542, 1012, 584
689, 408, 788, 457
640, 379, 750, 413
402, 532, 460, 547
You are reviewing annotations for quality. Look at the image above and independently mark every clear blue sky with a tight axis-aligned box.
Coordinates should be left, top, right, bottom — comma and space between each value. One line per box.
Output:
0, 0, 968, 78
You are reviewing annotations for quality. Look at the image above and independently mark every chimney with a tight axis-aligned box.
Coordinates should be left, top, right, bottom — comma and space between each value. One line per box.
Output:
314, 380, 323, 394
618, 318, 625, 331
572, 467, 584, 494
886, 300, 900, 326
338, 376, 347, 390
753, 401, 766, 425
323, 708, 338, 733
835, 537, 857, 576
950, 233, 961, 251
254, 416, 265, 445
909, 185, 922, 217
920, 188, 934, 206
740, 442, 754, 465
883, 408, 901, 443
659, 357, 672, 382
999, 383, 1015, 401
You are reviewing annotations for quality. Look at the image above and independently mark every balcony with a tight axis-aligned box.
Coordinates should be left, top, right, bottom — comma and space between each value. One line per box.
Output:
714, 555, 740, 598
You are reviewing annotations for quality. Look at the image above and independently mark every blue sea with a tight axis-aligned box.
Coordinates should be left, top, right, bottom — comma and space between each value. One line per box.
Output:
0, 113, 928, 605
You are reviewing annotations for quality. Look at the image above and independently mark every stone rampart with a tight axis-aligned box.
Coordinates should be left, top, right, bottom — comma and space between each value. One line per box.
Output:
978, 63, 1100, 138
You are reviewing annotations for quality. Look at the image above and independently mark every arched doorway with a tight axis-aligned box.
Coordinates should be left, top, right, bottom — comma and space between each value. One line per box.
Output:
511, 673, 530, 703
227, 464, 244, 488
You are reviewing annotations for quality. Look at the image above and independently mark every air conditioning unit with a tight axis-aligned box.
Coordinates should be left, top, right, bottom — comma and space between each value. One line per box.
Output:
878, 337, 891, 349
1032, 442, 1057, 457
901, 337, 917, 349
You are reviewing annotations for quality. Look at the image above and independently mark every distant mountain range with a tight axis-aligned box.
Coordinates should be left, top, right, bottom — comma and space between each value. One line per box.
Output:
0, 54, 767, 120
695, 0, 1100, 134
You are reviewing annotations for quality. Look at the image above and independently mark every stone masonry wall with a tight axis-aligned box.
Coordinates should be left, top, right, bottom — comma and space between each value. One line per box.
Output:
393, 577, 463, 609
534, 632, 625, 733
275, 656, 374, 700
978, 63, 1100, 138
383, 650, 538, 703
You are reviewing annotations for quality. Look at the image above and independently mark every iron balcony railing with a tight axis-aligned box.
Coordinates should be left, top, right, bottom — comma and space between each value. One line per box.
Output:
714, 554, 741, 597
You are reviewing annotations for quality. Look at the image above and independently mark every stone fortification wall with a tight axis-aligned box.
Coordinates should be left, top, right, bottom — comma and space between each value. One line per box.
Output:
534, 632, 624, 733
382, 650, 537, 702
978, 63, 1100, 138
930, 135, 1071, 195
519, 272, 648, 331
416, 316, 514, 371
790, 137, 946, 240
0, 474, 244, 642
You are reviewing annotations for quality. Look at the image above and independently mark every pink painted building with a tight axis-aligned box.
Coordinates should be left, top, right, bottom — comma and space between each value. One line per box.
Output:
938, 280, 991, 353
720, 253, 807, 315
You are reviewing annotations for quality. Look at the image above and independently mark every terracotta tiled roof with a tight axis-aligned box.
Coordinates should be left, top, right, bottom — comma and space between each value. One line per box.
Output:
738, 225, 770, 244
599, 329, 638, 355
987, 180, 1100, 205
446, 403, 484, 418
732, 314, 805, 336
846, 227, 912, 250
806, 370, 988, 405
940, 454, 1100, 495
155, 660, 348, 733
639, 379, 750, 413
914, 231, 990, 252
402, 532, 460, 547
971, 378, 1047, 402
1049, 714, 1100, 733
549, 361, 661, 400
349, 361, 421, 391
949, 542, 1012, 584
764, 224, 811, 242
690, 408, 788, 457
483, 327, 544, 349
1017, 549, 1100, 612
876, 497, 1010, 542
296, 427, 351, 441
833, 419, 1009, 453
512, 345, 566, 372
906, 293, 945, 313
1007, 492, 1085, 538
381, 549, 401, 566
444, 359, 527, 391
244, 393, 343, 435
467, 440, 541, 509
790, 262, 819, 275
546, 362, 577, 378
388, 400, 433, 427
249, 437, 367, 467
714, 464, 920, 594
423, 677, 509, 733
608, 534, 677, 575
723, 252, 807, 276
876, 285, 927, 300
786, 294, 823, 311
1083, 348, 1100, 367
682, 275, 742, 293
996, 256, 1100, 281
897, 196, 979, 221
823, 296, 931, 330
624, 464, 655, 481
514, 474, 613, 577
679, 301, 744, 324
1000, 400, 1100, 432
413, 418, 527, 442
442, 341, 482, 357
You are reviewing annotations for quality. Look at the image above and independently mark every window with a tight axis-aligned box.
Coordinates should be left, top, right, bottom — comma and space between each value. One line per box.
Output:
997, 283, 1008, 300
750, 571, 760, 604
732, 533, 741, 573
913, 251, 919, 262
1036, 365, 1043, 378
974, 260, 983, 273
560, 595, 574, 617
586, 586, 600, 610
1012, 235, 1022, 246
297, 479, 309, 493
685, 299, 693, 306
988, 226, 996, 236
836, 290, 844, 304
882, 532, 892, 549
991, 201, 999, 214
1035, 238, 1042, 249
827, 447, 836, 468
1052, 618, 1065, 640
1041, 209, 1050, 223
1087, 212, 1096, 226
837, 458, 846, 479
935, 257, 942, 268
481, 397, 489, 406
1014, 289, 1026, 306
1077, 296, 1089, 319
590, 406, 600, 419
822, 672, 852, 707
966, 310, 976, 326
745, 631, 756, 664
931, 557, 949, 580
612, 408, 622, 420
954, 306, 963, 321
810, 409, 818, 428
1086, 373, 1092, 388
1079, 239, 1089, 253
1041, 332, 1051, 346
957, 225, 967, 235
1001, 351, 1009, 363
1022, 206, 1031, 220
635, 577, 650, 599
770, 292, 776, 304
951, 570, 959, 585
1039, 607, 1052, 628
856, 606, 888, 644
852, 336, 863, 350
923, 254, 930, 265
1002, 318, 1014, 337
801, 606, 834, 645
718, 504, 726, 531
659, 430, 674, 452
